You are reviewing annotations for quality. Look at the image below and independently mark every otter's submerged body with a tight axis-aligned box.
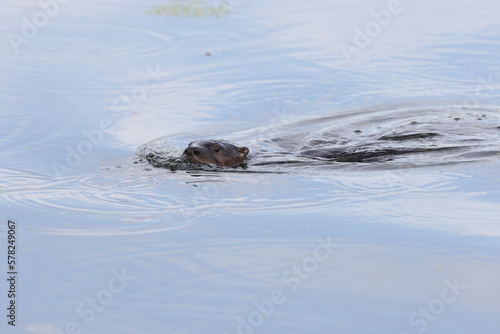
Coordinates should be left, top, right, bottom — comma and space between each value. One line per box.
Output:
176, 134, 455, 168
137, 107, 499, 171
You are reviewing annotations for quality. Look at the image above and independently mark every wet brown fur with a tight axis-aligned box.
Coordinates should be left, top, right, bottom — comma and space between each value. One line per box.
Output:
181, 140, 249, 167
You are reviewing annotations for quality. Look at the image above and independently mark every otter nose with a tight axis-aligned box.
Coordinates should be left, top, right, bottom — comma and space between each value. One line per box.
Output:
184, 147, 200, 156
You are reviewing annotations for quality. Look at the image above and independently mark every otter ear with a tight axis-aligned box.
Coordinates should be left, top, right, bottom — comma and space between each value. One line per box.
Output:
238, 147, 249, 156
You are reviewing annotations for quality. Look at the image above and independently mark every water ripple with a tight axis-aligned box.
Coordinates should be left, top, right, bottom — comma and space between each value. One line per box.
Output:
1, 105, 498, 236
0, 23, 175, 60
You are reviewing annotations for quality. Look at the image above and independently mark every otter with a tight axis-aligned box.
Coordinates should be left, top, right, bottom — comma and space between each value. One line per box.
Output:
180, 134, 457, 167
138, 136, 470, 170
138, 108, 498, 171
181, 140, 249, 167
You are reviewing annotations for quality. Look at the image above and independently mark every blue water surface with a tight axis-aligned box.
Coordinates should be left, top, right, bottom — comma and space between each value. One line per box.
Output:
1, 0, 499, 333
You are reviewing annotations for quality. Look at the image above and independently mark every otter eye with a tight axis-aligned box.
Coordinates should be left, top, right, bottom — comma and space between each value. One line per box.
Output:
213, 147, 220, 153
193, 150, 200, 156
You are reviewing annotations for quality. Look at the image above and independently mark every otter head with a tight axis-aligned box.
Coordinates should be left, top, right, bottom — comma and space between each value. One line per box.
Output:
181, 140, 249, 167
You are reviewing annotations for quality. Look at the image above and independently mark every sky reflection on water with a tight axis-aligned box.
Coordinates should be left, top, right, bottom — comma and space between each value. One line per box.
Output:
1, 0, 499, 333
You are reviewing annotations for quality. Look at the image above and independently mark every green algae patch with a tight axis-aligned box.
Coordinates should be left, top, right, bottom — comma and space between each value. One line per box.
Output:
146, 0, 230, 18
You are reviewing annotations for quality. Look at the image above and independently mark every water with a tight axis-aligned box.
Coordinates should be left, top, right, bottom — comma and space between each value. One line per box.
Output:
1, 0, 500, 333
139, 104, 499, 169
